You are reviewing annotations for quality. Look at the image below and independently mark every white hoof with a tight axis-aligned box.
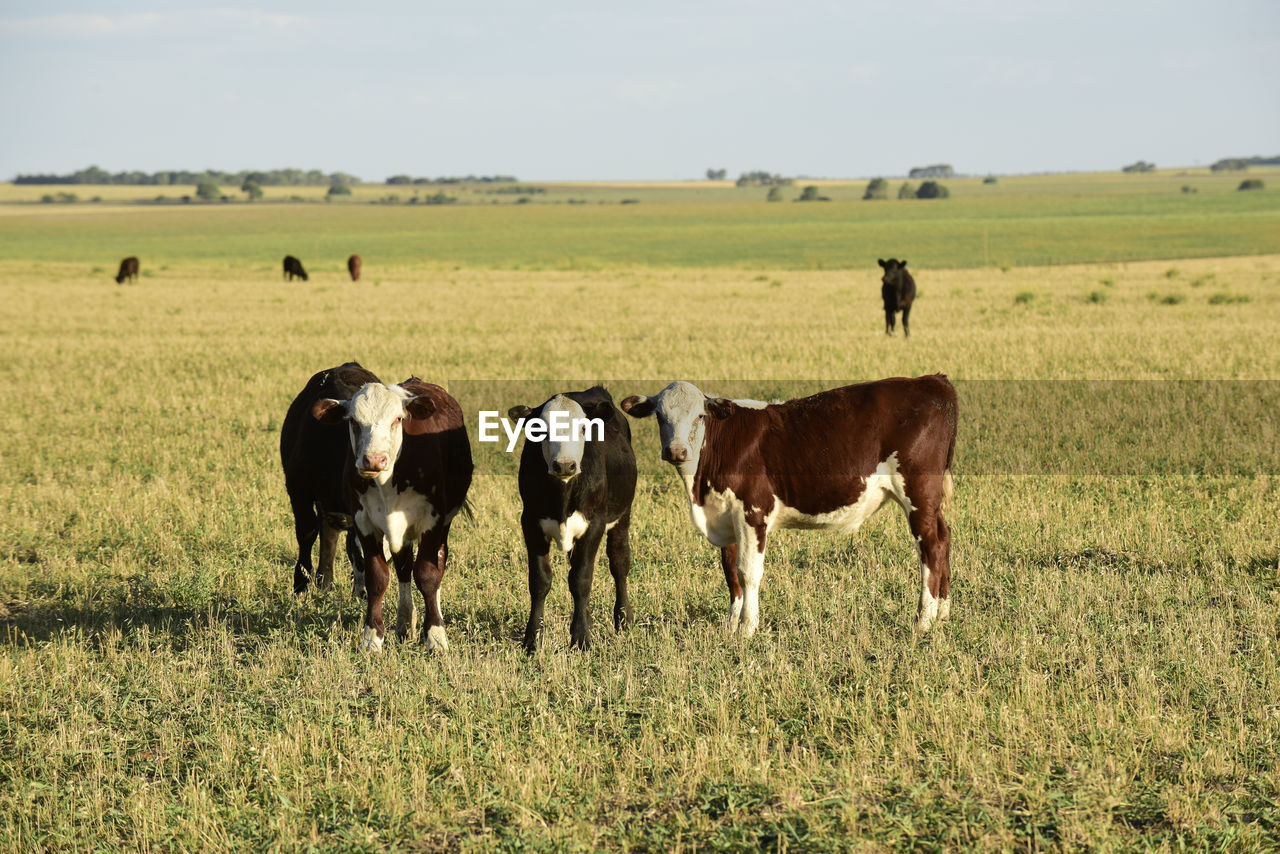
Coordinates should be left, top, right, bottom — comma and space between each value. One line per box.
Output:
425, 625, 449, 652
361, 627, 384, 652
914, 599, 939, 633
937, 598, 951, 622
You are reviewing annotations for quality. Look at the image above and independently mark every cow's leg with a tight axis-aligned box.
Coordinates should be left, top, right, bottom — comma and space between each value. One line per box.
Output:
933, 511, 952, 622
392, 546, 416, 642
360, 535, 391, 652
901, 303, 912, 338
735, 518, 769, 638
346, 533, 366, 599
316, 518, 340, 590
412, 524, 451, 651
568, 527, 604, 650
290, 495, 320, 595
522, 516, 554, 653
903, 475, 951, 632
721, 544, 744, 633
885, 309, 895, 335
605, 512, 633, 633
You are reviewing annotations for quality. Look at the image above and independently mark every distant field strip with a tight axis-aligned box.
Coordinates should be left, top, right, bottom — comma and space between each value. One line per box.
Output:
1, 182, 1277, 270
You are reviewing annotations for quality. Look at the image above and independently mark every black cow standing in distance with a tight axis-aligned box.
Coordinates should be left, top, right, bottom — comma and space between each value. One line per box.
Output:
283, 255, 308, 281
509, 387, 638, 653
115, 256, 139, 284
280, 362, 379, 595
879, 258, 917, 336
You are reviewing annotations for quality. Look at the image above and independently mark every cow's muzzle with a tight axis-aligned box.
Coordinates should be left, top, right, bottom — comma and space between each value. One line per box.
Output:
662, 445, 689, 464
359, 452, 389, 477
550, 459, 578, 480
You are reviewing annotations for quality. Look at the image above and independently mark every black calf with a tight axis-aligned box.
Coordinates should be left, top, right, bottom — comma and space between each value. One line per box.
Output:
879, 258, 917, 336
509, 387, 638, 652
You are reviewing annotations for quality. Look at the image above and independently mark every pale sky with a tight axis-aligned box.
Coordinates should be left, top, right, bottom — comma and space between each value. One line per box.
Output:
1, 1, 1276, 181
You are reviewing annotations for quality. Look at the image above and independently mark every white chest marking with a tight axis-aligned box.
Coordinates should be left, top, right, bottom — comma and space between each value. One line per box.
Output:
682, 474, 742, 548
356, 485, 437, 555
540, 511, 589, 552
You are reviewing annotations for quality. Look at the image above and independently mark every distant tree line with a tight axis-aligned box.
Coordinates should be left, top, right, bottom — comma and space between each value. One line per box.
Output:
13, 165, 361, 186
908, 164, 954, 179
1122, 160, 1156, 173
386, 174, 517, 185
1211, 155, 1280, 172
706, 168, 727, 180
736, 171, 793, 187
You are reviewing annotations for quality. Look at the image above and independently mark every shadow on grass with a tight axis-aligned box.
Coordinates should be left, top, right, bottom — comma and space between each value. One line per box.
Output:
0, 555, 365, 650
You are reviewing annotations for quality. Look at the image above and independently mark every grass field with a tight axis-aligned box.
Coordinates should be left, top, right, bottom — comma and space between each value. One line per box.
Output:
2, 168, 1278, 271
1, 178, 1278, 851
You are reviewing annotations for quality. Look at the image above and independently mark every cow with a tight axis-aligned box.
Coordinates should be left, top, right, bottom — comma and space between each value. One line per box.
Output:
879, 258, 916, 336
347, 254, 362, 282
620, 376, 956, 638
280, 362, 378, 596
312, 378, 473, 652
507, 387, 637, 653
283, 255, 308, 282
115, 256, 139, 284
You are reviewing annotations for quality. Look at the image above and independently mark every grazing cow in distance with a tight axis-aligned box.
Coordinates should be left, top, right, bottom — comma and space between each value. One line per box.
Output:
621, 376, 957, 638
347, 254, 362, 282
280, 362, 378, 596
115, 256, 139, 284
508, 387, 638, 653
879, 258, 917, 336
313, 378, 473, 651
283, 255, 308, 282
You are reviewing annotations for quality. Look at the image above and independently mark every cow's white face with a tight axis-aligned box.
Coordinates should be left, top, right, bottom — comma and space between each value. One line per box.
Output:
621, 381, 716, 474
314, 382, 435, 484
540, 394, 588, 481
346, 384, 411, 480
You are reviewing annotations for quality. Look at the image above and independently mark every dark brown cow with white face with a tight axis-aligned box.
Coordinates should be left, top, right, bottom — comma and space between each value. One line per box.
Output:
621, 376, 956, 637
313, 378, 473, 651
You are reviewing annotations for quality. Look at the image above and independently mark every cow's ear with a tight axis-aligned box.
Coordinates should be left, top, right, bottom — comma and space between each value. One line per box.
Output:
705, 398, 735, 419
585, 400, 615, 422
507, 405, 533, 420
878, 258, 887, 268
900, 259, 907, 268
312, 398, 348, 423
620, 395, 655, 418
402, 396, 436, 435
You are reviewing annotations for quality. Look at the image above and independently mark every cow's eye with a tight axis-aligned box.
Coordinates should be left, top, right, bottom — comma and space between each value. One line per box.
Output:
695, 415, 704, 423
393, 417, 402, 427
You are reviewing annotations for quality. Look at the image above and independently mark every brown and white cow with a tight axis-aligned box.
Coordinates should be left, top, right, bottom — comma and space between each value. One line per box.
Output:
621, 376, 956, 636
313, 378, 473, 651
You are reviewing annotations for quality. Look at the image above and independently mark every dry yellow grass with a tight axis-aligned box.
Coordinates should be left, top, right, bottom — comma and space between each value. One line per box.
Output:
1, 253, 1277, 851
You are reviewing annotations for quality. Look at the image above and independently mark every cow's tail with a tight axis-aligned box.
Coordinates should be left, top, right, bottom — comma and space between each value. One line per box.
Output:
941, 380, 957, 513
453, 498, 476, 524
